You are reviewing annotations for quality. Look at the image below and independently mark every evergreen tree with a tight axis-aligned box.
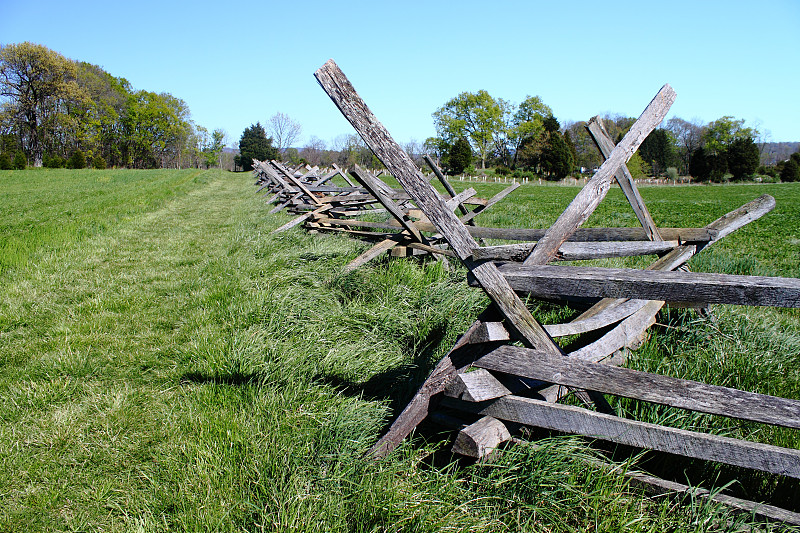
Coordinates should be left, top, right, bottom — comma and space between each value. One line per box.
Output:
12, 152, 26, 169
445, 137, 472, 175
238, 123, 279, 171
639, 128, 676, 176
540, 131, 573, 180
67, 150, 85, 169
0, 153, 11, 170
780, 158, 799, 182
727, 137, 759, 180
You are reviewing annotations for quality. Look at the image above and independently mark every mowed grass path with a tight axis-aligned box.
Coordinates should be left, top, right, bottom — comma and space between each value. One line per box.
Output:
1, 169, 798, 531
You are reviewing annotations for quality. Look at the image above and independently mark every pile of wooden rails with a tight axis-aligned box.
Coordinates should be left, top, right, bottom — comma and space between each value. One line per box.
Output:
260, 59, 800, 524
254, 155, 520, 271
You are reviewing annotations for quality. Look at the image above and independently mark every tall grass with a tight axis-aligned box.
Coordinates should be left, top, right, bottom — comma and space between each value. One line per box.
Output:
1, 169, 797, 531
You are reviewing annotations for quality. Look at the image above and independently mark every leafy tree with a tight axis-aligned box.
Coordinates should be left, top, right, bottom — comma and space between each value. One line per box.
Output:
626, 152, 650, 180
12, 151, 26, 169
703, 116, 757, 156
433, 90, 502, 170
564, 120, 602, 171
237, 122, 278, 171
445, 137, 472, 175
727, 137, 759, 180
0, 42, 87, 166
0, 153, 12, 170
493, 95, 552, 168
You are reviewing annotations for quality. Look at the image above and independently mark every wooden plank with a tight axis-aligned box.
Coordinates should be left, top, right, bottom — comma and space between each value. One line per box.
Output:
444, 368, 511, 402
312, 217, 712, 243
523, 84, 676, 266
451, 416, 511, 459
343, 237, 400, 273
350, 166, 425, 243
586, 117, 662, 241
445, 394, 800, 478
491, 263, 800, 308
474, 345, 800, 429
459, 182, 520, 224
472, 240, 679, 262
271, 204, 333, 234
469, 322, 510, 344
315, 59, 561, 357
367, 317, 497, 458
445, 188, 477, 211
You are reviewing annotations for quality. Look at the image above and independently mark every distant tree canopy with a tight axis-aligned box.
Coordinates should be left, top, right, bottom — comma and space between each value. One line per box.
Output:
0, 42, 226, 169
236, 123, 279, 171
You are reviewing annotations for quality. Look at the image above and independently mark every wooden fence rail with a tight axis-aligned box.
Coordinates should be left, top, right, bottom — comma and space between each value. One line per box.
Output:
304, 58, 800, 525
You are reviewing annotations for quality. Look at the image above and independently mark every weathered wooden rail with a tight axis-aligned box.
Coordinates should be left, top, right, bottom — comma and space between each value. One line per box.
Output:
310, 58, 800, 524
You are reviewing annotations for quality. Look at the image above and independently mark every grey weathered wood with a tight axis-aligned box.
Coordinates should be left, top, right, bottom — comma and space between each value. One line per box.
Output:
474, 345, 800, 429
543, 299, 650, 338
367, 317, 495, 458
271, 204, 333, 234
469, 322, 511, 344
565, 194, 775, 330
459, 182, 520, 224
451, 416, 511, 459
343, 238, 399, 273
445, 188, 477, 211
350, 165, 425, 243
315, 59, 561, 357
444, 368, 511, 402
445, 394, 800, 478
311, 217, 712, 243
424, 154, 468, 214
523, 84, 676, 266
331, 164, 356, 186
472, 240, 679, 262
586, 117, 662, 241
492, 263, 800, 308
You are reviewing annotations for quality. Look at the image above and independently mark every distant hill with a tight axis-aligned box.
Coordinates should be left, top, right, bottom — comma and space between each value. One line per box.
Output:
761, 142, 800, 165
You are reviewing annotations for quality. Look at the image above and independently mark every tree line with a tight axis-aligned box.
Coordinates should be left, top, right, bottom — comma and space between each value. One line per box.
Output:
0, 42, 226, 170
422, 89, 798, 182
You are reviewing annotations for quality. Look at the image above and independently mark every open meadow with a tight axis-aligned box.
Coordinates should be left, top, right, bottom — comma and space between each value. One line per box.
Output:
1, 168, 799, 531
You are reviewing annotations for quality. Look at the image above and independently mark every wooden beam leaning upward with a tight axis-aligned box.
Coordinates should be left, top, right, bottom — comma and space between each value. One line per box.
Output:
586, 117, 662, 242
315, 59, 561, 357
315, 59, 569, 458
523, 84, 676, 266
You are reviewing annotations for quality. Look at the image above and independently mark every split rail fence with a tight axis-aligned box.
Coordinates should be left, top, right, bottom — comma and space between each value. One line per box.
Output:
254, 59, 800, 525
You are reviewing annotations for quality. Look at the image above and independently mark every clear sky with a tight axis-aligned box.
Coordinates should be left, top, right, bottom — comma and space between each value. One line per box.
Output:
2, 0, 798, 148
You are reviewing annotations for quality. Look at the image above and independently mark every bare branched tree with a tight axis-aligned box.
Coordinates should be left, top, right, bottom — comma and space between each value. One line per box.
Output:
268, 112, 302, 154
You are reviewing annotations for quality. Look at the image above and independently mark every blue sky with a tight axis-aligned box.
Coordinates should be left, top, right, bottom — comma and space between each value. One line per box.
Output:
2, 0, 798, 148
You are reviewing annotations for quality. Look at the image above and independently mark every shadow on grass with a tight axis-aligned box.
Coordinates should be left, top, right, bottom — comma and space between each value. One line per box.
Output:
313, 321, 450, 418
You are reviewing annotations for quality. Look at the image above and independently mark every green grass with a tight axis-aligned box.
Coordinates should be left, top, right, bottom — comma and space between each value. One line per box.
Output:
1, 169, 798, 531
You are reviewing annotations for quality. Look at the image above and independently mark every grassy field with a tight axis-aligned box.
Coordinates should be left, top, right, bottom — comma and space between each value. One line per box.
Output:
1, 168, 798, 531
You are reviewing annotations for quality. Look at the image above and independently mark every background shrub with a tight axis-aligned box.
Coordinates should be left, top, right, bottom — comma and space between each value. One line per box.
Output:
67, 150, 85, 169
93, 156, 107, 170
12, 152, 26, 170
0, 153, 12, 170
